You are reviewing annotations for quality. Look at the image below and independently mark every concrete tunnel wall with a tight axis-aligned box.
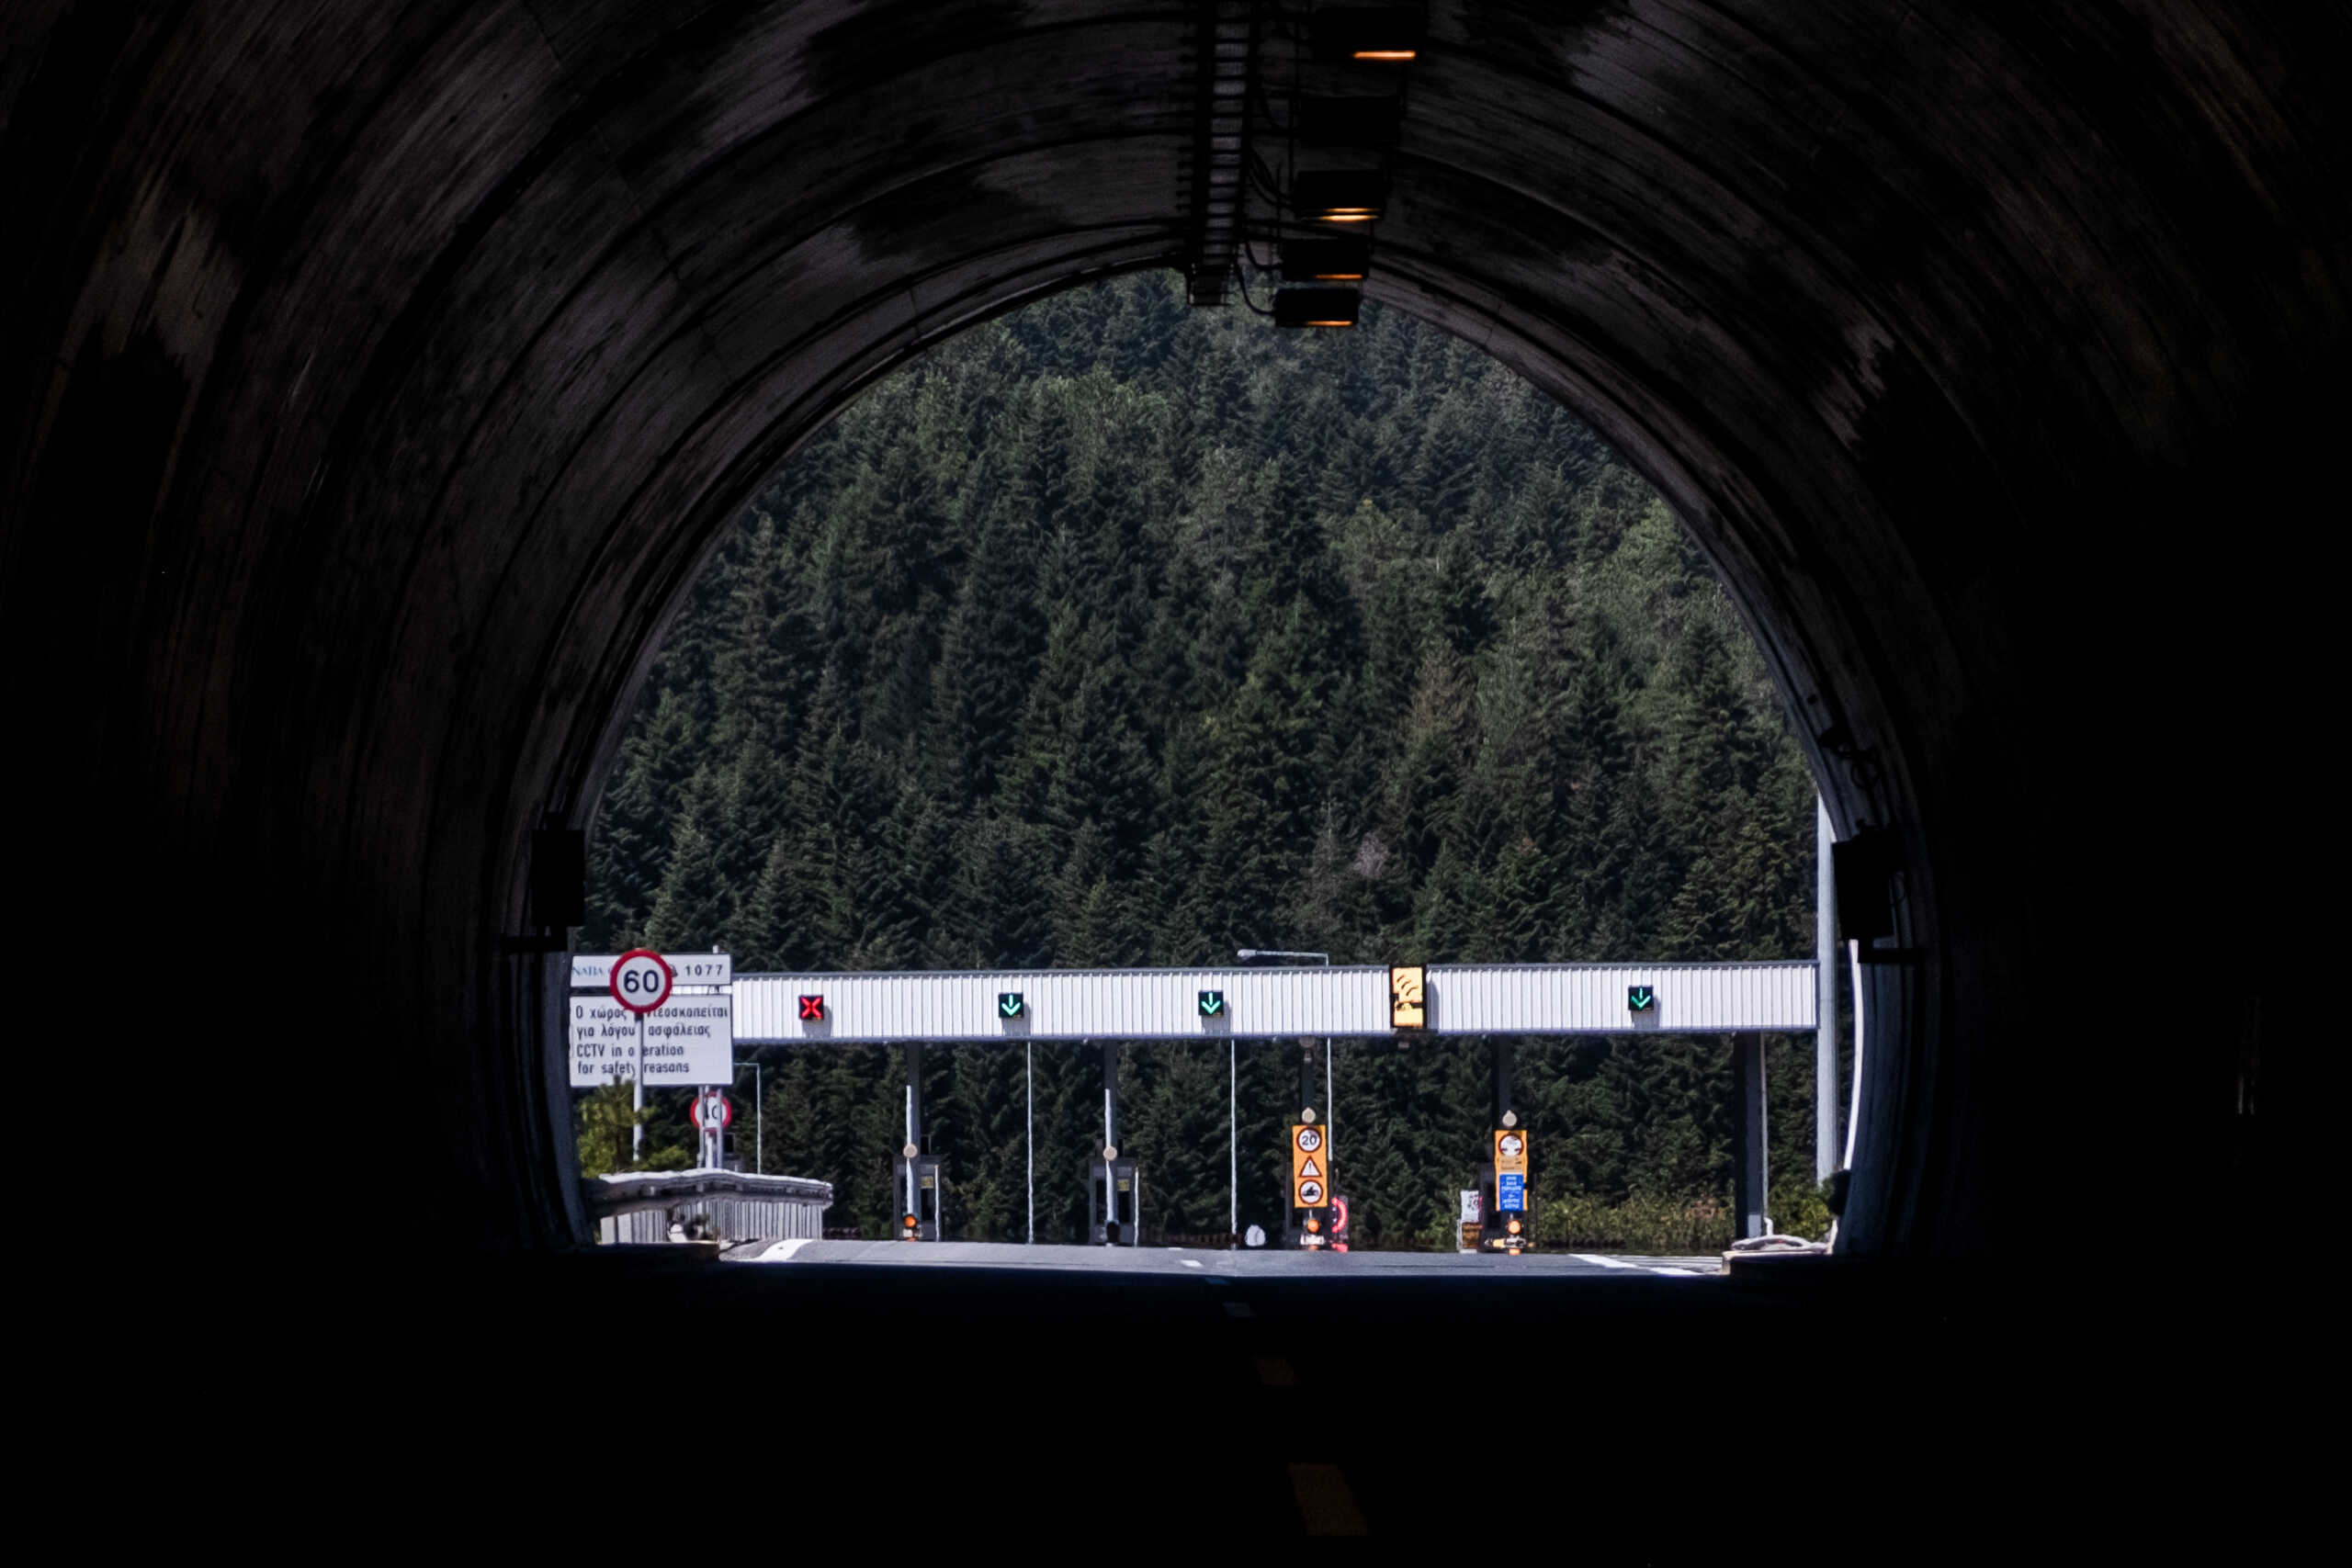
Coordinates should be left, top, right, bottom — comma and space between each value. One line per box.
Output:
5, 3, 2342, 1258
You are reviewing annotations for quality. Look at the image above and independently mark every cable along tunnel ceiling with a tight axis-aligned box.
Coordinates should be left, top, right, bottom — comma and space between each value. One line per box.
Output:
5, 3, 2342, 1256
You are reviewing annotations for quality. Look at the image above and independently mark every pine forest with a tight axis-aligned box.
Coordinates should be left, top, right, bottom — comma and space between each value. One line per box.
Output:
580, 274, 1836, 1252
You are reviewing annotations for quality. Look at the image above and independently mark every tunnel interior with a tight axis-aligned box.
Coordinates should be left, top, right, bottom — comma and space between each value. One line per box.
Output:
6, 2, 2342, 1268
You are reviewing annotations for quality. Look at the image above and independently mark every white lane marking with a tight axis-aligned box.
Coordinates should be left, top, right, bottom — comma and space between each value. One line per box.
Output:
1573, 1253, 1642, 1269
1180, 1258, 1204, 1268
1650, 1267, 1702, 1276
754, 1237, 818, 1262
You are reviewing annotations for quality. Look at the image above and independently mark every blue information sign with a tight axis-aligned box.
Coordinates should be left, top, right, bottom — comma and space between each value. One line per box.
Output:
1498, 1173, 1525, 1212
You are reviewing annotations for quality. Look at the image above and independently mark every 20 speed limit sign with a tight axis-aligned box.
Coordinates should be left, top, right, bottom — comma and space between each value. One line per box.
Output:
609, 949, 674, 1014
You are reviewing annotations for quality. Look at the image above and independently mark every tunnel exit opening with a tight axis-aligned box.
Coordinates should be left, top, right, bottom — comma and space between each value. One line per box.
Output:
558, 271, 1866, 1262
40, 4, 2345, 1281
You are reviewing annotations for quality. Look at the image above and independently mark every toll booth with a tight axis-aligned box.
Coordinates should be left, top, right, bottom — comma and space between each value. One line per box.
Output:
1090, 1156, 1140, 1246
1487, 1120, 1535, 1252
891, 1152, 944, 1241
1482, 1173, 1535, 1252
1289, 1212, 1334, 1250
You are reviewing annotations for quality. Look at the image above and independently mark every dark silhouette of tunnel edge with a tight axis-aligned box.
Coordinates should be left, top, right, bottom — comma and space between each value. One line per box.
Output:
6, 3, 2341, 1264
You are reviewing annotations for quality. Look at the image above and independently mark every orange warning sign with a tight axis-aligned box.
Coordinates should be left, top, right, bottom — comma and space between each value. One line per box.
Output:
1389, 965, 1426, 1029
1291, 1123, 1329, 1208
1494, 1127, 1530, 1178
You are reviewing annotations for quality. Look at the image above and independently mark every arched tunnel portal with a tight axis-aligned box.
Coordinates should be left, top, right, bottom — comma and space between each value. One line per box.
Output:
6, 3, 2342, 1265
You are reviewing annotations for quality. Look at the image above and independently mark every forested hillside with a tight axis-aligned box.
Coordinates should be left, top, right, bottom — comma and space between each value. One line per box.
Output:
582, 273, 1830, 1249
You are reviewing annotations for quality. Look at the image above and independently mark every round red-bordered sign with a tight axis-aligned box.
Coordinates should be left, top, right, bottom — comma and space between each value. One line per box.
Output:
609, 948, 673, 1014
691, 1091, 732, 1132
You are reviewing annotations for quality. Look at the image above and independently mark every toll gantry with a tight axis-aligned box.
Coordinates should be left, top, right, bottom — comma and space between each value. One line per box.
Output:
717, 961, 1815, 1249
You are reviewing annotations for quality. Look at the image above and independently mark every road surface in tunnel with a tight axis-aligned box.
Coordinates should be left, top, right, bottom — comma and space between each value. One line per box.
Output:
366, 1240, 2004, 1531
732, 1241, 1724, 1276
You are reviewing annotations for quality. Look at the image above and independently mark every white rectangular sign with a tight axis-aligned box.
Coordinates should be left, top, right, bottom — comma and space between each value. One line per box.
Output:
571, 953, 734, 989
569, 993, 733, 1088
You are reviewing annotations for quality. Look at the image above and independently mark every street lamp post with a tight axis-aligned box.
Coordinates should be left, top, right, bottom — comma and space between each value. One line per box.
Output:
732, 1056, 763, 1175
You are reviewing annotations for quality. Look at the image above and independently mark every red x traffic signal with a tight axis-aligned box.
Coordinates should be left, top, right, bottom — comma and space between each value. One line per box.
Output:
798, 994, 824, 1020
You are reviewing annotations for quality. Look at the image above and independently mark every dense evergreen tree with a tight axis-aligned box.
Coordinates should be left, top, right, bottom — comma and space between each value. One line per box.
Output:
584, 274, 1826, 1249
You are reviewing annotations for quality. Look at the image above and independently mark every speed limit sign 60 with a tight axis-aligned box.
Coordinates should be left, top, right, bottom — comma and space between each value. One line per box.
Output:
609, 949, 674, 1013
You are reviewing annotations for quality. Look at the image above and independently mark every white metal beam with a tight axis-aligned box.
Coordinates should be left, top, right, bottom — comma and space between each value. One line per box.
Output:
731, 962, 1815, 1044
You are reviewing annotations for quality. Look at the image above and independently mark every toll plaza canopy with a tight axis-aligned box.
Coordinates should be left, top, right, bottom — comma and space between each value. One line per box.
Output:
4, 3, 2341, 1262
737, 964, 1818, 1043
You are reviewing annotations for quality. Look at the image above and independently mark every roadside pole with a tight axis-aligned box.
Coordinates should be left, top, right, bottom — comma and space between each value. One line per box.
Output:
1026, 1040, 1035, 1246
1319, 952, 1332, 1207
1844, 939, 1867, 1170
1228, 1038, 1237, 1242
606, 949, 674, 1168
733, 1057, 763, 1175
1817, 795, 1838, 1182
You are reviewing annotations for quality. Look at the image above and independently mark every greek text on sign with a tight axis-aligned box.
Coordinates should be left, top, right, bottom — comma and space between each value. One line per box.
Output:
569, 994, 733, 1087
571, 953, 733, 989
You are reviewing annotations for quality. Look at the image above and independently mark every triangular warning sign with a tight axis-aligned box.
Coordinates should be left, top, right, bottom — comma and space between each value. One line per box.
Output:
1298, 1155, 1323, 1179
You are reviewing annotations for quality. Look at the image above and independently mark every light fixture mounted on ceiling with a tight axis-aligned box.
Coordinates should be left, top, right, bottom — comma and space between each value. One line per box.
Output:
1311, 8, 1425, 63
1280, 236, 1372, 281
1274, 287, 1362, 328
1291, 170, 1387, 223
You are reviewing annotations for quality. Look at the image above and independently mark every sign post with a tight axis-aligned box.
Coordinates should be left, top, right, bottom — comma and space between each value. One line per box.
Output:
1493, 1126, 1531, 1253
690, 1089, 732, 1169
609, 949, 673, 1163
1292, 1118, 1329, 1247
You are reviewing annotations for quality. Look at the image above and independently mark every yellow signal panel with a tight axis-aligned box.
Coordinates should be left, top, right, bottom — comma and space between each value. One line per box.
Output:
1389, 964, 1426, 1028
1291, 1122, 1329, 1207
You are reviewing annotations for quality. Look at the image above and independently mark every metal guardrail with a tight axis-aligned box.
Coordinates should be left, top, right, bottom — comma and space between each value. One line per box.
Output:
586, 1168, 832, 1245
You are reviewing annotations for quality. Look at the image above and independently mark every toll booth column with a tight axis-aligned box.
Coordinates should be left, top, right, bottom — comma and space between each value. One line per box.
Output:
1290, 1110, 1330, 1247
1490, 1115, 1532, 1253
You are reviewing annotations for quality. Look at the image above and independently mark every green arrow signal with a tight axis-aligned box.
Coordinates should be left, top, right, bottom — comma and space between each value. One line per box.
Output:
1199, 991, 1225, 1016
1629, 987, 1655, 1010
998, 993, 1024, 1018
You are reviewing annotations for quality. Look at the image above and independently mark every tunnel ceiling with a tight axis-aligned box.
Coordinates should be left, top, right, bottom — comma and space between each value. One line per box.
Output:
6, 3, 2345, 1255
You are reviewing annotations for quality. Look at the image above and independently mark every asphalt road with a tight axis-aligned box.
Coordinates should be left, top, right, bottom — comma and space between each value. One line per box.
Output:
332, 1242, 2280, 1540
731, 1238, 1724, 1277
